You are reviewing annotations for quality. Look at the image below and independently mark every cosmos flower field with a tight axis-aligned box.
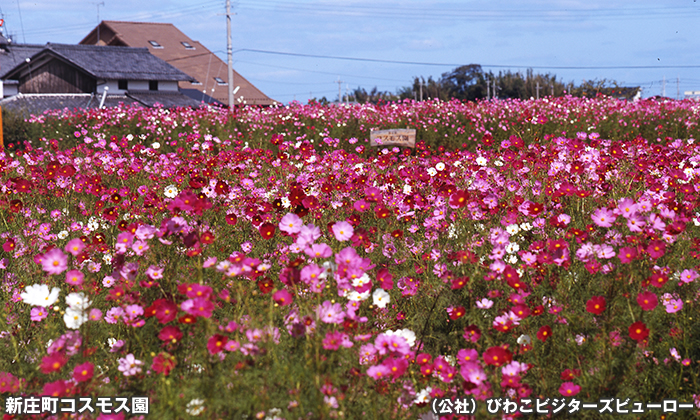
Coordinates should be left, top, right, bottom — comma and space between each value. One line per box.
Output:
1, 96, 700, 419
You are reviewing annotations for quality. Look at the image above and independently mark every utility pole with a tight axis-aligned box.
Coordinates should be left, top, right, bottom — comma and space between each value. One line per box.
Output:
336, 77, 343, 103
486, 77, 490, 100
551, 85, 554, 97
493, 79, 496, 99
226, 0, 234, 108
93, 2, 104, 44
419, 79, 423, 101
536, 81, 540, 100
677, 76, 680, 100
662, 76, 666, 98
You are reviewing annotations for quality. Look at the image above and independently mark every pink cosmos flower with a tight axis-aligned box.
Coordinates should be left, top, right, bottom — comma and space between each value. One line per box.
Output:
0, 372, 19, 393
273, 289, 293, 306
41, 248, 68, 275
304, 243, 333, 259
332, 221, 354, 242
617, 198, 637, 218
559, 382, 581, 397
366, 364, 391, 380
664, 298, 683, 313
30, 306, 48, 322
117, 353, 143, 376
279, 213, 303, 234
591, 207, 616, 228
65, 269, 84, 286
316, 300, 345, 324
64, 238, 85, 256
181, 297, 214, 318
679, 269, 698, 284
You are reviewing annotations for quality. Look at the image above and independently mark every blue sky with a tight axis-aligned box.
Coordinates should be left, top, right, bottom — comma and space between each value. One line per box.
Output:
2, 0, 700, 103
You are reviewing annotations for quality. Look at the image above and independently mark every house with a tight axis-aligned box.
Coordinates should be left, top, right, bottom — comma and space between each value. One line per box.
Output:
80, 21, 277, 107
0, 32, 44, 97
0, 42, 203, 113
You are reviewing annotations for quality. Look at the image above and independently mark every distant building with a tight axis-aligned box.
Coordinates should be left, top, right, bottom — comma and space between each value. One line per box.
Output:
684, 91, 700, 100
0, 42, 202, 113
80, 21, 277, 106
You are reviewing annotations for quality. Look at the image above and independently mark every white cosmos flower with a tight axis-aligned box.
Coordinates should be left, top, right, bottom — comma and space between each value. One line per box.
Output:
151, 142, 161, 149
372, 288, 390, 308
57, 230, 69, 239
164, 185, 179, 198
66, 292, 92, 311
186, 399, 205, 416
476, 156, 488, 166
435, 162, 446, 171
426, 167, 437, 177
21, 284, 60, 307
64, 307, 87, 329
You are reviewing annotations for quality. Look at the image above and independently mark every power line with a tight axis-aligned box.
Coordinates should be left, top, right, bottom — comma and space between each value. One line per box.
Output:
235, 48, 700, 70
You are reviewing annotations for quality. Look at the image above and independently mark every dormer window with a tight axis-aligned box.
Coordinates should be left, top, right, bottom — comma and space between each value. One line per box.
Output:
148, 40, 163, 48
214, 77, 227, 85
181, 41, 195, 50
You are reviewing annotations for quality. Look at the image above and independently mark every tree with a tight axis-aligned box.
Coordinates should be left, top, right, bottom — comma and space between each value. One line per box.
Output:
439, 64, 487, 101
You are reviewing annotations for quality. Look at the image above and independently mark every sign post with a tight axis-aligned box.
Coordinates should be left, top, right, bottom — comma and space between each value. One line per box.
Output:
369, 128, 416, 148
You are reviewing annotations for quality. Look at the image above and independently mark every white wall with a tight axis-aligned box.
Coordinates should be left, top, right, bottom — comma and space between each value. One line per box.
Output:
128, 80, 150, 91
160, 81, 179, 92
97, 80, 181, 93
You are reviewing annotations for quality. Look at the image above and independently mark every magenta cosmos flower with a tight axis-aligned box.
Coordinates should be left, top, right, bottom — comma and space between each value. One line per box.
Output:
332, 221, 354, 242
117, 354, 143, 376
41, 248, 68, 275
559, 382, 581, 397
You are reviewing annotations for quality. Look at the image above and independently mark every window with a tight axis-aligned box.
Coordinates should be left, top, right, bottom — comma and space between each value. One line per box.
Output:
181, 41, 195, 50
191, 81, 202, 86
148, 40, 163, 48
118, 80, 128, 90
149, 80, 158, 91
214, 77, 227, 85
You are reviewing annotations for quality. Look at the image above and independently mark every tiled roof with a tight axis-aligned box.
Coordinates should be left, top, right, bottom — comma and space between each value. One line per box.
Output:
3, 43, 195, 82
80, 21, 277, 106
0, 92, 204, 115
0, 44, 45, 78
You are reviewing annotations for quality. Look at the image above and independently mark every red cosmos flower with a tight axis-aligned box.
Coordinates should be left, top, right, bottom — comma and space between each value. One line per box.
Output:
646, 240, 666, 259
560, 369, 581, 381
259, 222, 276, 240
483, 346, 512, 367
258, 277, 274, 294
40, 353, 67, 374
482, 133, 494, 145
225, 213, 238, 226
149, 299, 177, 324
526, 201, 544, 216
636, 291, 658, 311
200, 231, 215, 244
207, 334, 229, 355
628, 321, 650, 342
9, 199, 23, 213
502, 266, 522, 289
215, 180, 230, 195
273, 289, 293, 306
448, 306, 466, 321
451, 276, 469, 290
374, 206, 390, 219
511, 304, 531, 319
586, 296, 606, 315
42, 380, 70, 397
647, 272, 669, 288
449, 190, 469, 208
73, 362, 94, 383
152, 352, 177, 376
537, 325, 552, 342
158, 325, 183, 343
102, 206, 118, 221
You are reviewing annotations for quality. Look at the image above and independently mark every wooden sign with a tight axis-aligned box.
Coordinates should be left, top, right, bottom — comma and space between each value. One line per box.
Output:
370, 128, 416, 148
